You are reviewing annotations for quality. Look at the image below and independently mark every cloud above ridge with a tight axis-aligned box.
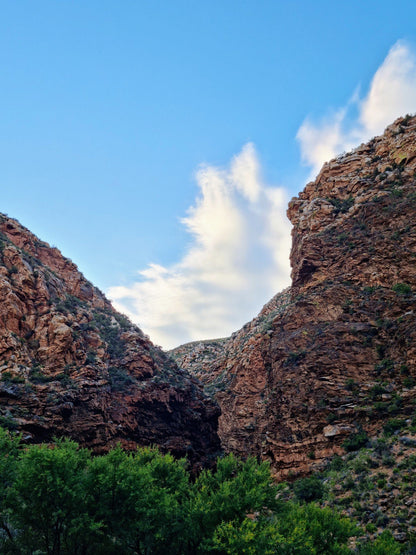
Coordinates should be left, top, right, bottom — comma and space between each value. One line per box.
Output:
297, 40, 416, 177
109, 40, 416, 350
108, 144, 291, 349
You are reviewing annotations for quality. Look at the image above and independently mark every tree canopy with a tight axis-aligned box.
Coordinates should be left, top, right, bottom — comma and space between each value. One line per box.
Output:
0, 428, 400, 554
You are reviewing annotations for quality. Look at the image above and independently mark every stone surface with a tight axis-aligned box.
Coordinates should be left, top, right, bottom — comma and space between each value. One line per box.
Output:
0, 216, 220, 467
171, 115, 416, 478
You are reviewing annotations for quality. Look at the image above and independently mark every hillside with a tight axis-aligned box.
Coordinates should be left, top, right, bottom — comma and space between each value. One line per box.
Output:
171, 114, 416, 478
0, 214, 220, 467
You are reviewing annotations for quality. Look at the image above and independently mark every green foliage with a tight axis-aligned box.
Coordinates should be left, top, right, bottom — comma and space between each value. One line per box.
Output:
403, 376, 415, 388
0, 415, 18, 431
375, 358, 394, 374
342, 430, 368, 452
0, 427, 20, 539
205, 517, 284, 554
369, 384, 387, 399
0, 372, 24, 384
274, 503, 357, 554
358, 530, 401, 554
329, 455, 344, 471
293, 476, 324, 502
389, 186, 403, 198
284, 350, 306, 366
108, 366, 135, 391
29, 364, 55, 383
54, 293, 87, 314
8, 439, 94, 554
383, 418, 405, 436
186, 454, 282, 551
387, 394, 403, 415
392, 282, 412, 296
0, 428, 403, 554
204, 503, 358, 554
328, 196, 355, 215
91, 311, 127, 358
85, 350, 97, 365
345, 378, 358, 392
327, 412, 337, 423
83, 446, 191, 553
112, 312, 131, 331
363, 285, 377, 295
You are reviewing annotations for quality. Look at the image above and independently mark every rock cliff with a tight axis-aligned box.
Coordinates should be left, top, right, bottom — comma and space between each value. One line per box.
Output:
171, 115, 416, 478
0, 215, 220, 467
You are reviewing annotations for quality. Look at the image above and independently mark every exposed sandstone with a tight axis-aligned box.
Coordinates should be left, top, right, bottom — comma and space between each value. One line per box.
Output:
0, 216, 220, 467
171, 115, 416, 478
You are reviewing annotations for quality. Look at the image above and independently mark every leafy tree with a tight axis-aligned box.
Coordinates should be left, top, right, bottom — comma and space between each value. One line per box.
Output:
273, 503, 357, 554
84, 446, 190, 554
204, 517, 285, 554
0, 429, 404, 554
0, 428, 20, 546
342, 430, 368, 452
293, 475, 324, 502
185, 454, 281, 551
358, 530, 401, 554
7, 438, 94, 554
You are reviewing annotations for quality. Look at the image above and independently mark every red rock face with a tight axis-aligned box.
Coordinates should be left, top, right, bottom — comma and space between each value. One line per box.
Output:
0, 216, 220, 467
171, 115, 416, 478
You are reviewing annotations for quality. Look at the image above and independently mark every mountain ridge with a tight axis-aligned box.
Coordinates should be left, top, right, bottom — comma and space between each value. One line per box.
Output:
170, 114, 416, 478
0, 212, 220, 468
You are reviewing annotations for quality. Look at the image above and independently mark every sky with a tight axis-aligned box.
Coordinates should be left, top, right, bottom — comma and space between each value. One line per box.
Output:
1, 1, 416, 348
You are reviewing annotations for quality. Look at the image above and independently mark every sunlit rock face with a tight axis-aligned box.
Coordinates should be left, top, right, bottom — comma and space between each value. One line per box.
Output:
0, 214, 220, 469
171, 115, 416, 478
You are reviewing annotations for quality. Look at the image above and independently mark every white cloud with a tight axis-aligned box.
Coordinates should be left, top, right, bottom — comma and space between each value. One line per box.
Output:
109, 40, 416, 350
108, 143, 291, 349
297, 40, 416, 177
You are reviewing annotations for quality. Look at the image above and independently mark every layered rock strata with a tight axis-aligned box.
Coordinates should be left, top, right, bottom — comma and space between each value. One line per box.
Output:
171, 115, 416, 477
0, 215, 220, 467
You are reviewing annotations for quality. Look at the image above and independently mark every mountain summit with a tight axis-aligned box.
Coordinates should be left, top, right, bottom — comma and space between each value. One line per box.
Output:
171, 114, 416, 478
0, 214, 220, 467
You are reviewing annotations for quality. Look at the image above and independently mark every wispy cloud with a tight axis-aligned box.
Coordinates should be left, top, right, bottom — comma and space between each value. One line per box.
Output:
297, 40, 416, 177
108, 144, 291, 349
109, 40, 416, 350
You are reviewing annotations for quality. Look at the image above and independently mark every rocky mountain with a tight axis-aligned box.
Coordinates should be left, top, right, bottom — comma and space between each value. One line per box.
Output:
0, 214, 220, 467
170, 290, 290, 390
170, 114, 416, 478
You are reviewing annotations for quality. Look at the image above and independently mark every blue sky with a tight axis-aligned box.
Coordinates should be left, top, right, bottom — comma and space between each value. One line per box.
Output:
1, 1, 416, 347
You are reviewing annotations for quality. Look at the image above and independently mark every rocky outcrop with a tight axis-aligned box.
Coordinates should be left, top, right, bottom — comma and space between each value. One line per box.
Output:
171, 115, 416, 478
0, 215, 220, 467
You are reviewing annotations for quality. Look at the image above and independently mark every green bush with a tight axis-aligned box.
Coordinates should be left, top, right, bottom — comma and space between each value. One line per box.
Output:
91, 311, 127, 358
274, 502, 357, 554
358, 530, 401, 554
345, 378, 358, 391
383, 418, 405, 436
392, 282, 412, 296
108, 366, 135, 391
0, 371, 24, 384
0, 415, 18, 431
342, 430, 368, 452
375, 358, 394, 374
329, 454, 344, 471
293, 475, 324, 502
369, 384, 387, 399
328, 195, 355, 214
403, 376, 415, 388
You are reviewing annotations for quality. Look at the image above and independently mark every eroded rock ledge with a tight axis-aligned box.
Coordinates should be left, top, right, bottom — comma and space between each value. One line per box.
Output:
0, 215, 220, 468
171, 115, 416, 478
